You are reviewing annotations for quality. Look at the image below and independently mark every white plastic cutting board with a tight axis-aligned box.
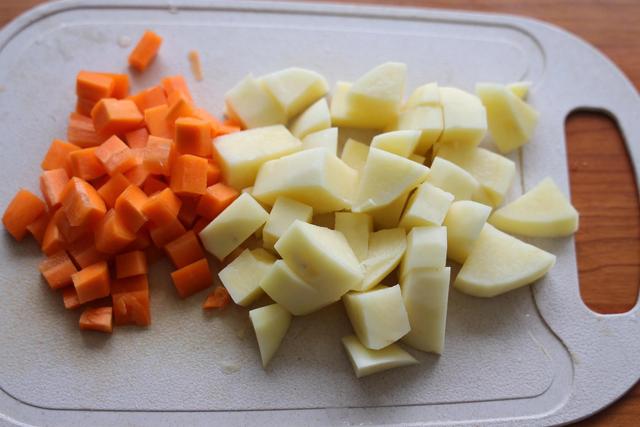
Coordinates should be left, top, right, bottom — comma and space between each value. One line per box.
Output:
0, 1, 639, 426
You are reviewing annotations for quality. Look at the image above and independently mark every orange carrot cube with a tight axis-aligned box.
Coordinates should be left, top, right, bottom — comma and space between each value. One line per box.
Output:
171, 258, 211, 298
142, 176, 168, 196
98, 72, 129, 98
39, 250, 78, 290
67, 236, 107, 269
129, 85, 167, 112
97, 173, 130, 208
79, 306, 113, 333
143, 135, 174, 176
62, 286, 81, 309
162, 75, 192, 102
69, 147, 107, 180
142, 187, 181, 226
60, 177, 106, 227
206, 160, 221, 186
2, 189, 46, 241
42, 213, 66, 256
67, 113, 104, 148
149, 217, 186, 247
165, 230, 205, 268
41, 139, 80, 176
144, 104, 172, 139
125, 127, 149, 149
177, 195, 199, 228
111, 275, 150, 326
26, 211, 50, 244
94, 209, 137, 254
196, 182, 239, 220
170, 154, 208, 196
72, 261, 110, 303
128, 31, 163, 72
114, 185, 148, 232
115, 250, 147, 278
40, 169, 70, 210
76, 71, 115, 101
95, 135, 137, 175
91, 98, 144, 135
174, 117, 212, 157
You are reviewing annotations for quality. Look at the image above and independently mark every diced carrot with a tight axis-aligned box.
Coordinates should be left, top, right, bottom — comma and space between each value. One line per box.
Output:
60, 177, 106, 227
97, 173, 130, 208
170, 154, 208, 196
162, 75, 193, 102
165, 230, 205, 268
76, 97, 97, 117
128, 85, 167, 112
149, 217, 186, 247
206, 160, 221, 186
144, 104, 172, 139
76, 71, 115, 101
195, 182, 239, 220
125, 127, 149, 149
125, 228, 152, 251
42, 213, 66, 256
174, 117, 212, 157
188, 50, 203, 81
143, 136, 174, 176
111, 275, 150, 326
214, 123, 242, 137
203, 286, 231, 309
170, 258, 211, 298
39, 250, 78, 290
62, 286, 81, 309
91, 98, 144, 135
95, 135, 137, 175
142, 187, 181, 226
79, 306, 113, 333
72, 261, 110, 303
41, 139, 80, 176
123, 164, 150, 187
69, 147, 107, 180
98, 72, 129, 98
95, 209, 136, 254
2, 189, 46, 241
192, 217, 209, 235
55, 208, 89, 243
114, 185, 148, 232
142, 176, 168, 196
115, 250, 147, 278
26, 211, 50, 244
192, 107, 222, 137
67, 236, 107, 269
40, 168, 69, 209
67, 113, 104, 148
128, 30, 163, 72
165, 91, 196, 125
177, 195, 199, 228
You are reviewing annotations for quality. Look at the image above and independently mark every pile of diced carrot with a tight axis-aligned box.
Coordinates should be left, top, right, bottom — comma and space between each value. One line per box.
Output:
2, 31, 239, 334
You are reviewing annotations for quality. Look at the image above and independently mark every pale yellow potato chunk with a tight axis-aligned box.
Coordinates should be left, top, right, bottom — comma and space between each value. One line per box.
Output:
399, 226, 447, 279
358, 228, 407, 291
335, 212, 373, 261
368, 192, 410, 230
342, 335, 417, 378
262, 196, 313, 249
250, 304, 291, 367
438, 86, 487, 147
426, 157, 479, 201
218, 248, 276, 306
399, 183, 454, 229
389, 106, 443, 155
443, 200, 492, 264
404, 82, 440, 109
302, 127, 338, 155
340, 138, 369, 175
370, 130, 421, 158
225, 74, 286, 128
289, 98, 331, 139
261, 67, 329, 119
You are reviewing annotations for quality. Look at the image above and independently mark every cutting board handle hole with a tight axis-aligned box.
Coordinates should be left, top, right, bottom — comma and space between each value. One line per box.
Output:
565, 110, 640, 314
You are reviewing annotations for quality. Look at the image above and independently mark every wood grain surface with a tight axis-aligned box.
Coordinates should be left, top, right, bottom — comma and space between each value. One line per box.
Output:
1, 0, 639, 425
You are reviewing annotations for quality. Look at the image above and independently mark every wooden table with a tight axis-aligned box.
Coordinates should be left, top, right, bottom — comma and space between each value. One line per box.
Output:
1, 0, 639, 425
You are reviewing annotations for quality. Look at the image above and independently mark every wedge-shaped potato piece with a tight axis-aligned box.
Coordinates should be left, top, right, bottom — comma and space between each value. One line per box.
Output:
404, 82, 440, 109
389, 106, 443, 155
262, 196, 313, 249
342, 335, 417, 378
476, 83, 539, 154
261, 67, 329, 119
200, 193, 269, 260
426, 157, 479, 201
213, 125, 302, 189
507, 81, 531, 100
353, 148, 430, 212
399, 183, 454, 229
357, 228, 407, 291
253, 148, 357, 214
443, 200, 491, 264
335, 212, 373, 261
302, 127, 338, 155
290, 98, 331, 139
370, 130, 421, 158
250, 304, 291, 367
399, 226, 447, 279
219, 248, 276, 306
260, 260, 333, 315
330, 81, 372, 129
436, 144, 515, 207
343, 285, 411, 350
340, 138, 369, 175
368, 192, 410, 230
275, 220, 363, 298
225, 75, 286, 128
489, 177, 579, 237
455, 224, 556, 297
401, 267, 450, 354
438, 87, 487, 147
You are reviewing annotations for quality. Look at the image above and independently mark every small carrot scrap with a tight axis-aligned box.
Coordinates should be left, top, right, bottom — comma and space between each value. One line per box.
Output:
129, 85, 167, 112
91, 98, 144, 135
206, 160, 221, 186
76, 97, 97, 117
40, 168, 70, 209
114, 185, 148, 232
164, 230, 205, 268
170, 154, 208, 196
26, 211, 50, 244
142, 176, 168, 196
95, 135, 137, 175
162, 75, 192, 102
143, 135, 174, 176
98, 72, 129, 98
170, 258, 211, 298
177, 195, 199, 228
62, 286, 81, 309
39, 250, 78, 290
60, 177, 106, 227
76, 71, 115, 101
128, 30, 163, 72
79, 306, 113, 333
41, 139, 80, 176
97, 173, 130, 208
69, 147, 107, 181
125, 127, 149, 149
188, 50, 203, 81
142, 187, 181, 226
196, 182, 239, 220
72, 260, 110, 304
2, 189, 46, 241
95, 209, 136, 254
174, 117, 211, 157
144, 104, 172, 139
67, 113, 104, 148
203, 286, 231, 309
115, 250, 147, 278
42, 213, 66, 256
111, 275, 150, 326
149, 217, 186, 247
67, 236, 107, 269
